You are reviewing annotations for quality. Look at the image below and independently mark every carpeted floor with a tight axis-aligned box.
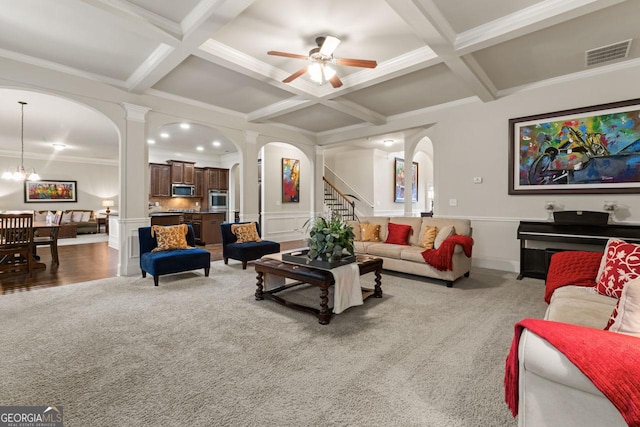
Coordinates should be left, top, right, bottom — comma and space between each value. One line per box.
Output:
0, 262, 547, 426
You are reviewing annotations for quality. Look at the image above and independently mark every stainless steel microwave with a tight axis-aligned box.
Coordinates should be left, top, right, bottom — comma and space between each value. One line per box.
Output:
209, 190, 228, 210
171, 184, 195, 197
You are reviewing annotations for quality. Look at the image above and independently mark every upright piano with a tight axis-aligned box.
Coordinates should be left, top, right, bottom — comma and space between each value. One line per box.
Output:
517, 216, 640, 280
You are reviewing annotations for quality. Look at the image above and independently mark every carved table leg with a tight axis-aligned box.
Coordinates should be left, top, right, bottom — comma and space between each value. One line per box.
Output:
255, 271, 265, 300
318, 286, 331, 325
374, 268, 383, 298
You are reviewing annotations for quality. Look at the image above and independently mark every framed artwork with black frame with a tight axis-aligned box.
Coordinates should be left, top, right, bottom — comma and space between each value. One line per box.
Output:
509, 98, 640, 195
24, 180, 78, 203
394, 158, 418, 203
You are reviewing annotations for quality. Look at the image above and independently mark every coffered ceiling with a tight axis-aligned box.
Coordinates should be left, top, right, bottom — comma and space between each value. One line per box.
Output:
0, 0, 638, 160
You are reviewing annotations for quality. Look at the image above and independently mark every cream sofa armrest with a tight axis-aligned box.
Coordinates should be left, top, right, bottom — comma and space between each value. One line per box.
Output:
517, 329, 626, 427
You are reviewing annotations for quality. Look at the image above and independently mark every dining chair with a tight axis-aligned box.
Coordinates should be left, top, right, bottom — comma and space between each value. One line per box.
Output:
34, 211, 62, 266
0, 213, 34, 276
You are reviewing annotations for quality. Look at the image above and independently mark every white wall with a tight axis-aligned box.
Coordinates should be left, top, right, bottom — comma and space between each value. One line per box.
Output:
326, 65, 640, 272
261, 143, 311, 242
0, 156, 118, 212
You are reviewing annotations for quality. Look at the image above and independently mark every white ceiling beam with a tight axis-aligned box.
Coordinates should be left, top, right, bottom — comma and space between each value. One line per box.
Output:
247, 98, 315, 122
321, 99, 386, 126
78, 0, 182, 45
385, 0, 497, 102
128, 0, 258, 93
455, 0, 628, 55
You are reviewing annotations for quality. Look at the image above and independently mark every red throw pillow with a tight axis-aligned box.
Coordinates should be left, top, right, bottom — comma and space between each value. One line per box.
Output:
596, 240, 640, 298
544, 251, 602, 304
385, 222, 412, 245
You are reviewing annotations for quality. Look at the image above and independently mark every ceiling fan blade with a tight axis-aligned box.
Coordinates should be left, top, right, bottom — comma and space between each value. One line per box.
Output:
335, 58, 378, 68
267, 51, 308, 60
329, 74, 343, 88
319, 36, 341, 56
282, 66, 308, 83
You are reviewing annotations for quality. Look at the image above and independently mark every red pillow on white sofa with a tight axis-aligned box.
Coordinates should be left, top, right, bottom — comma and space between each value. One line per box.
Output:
596, 239, 640, 298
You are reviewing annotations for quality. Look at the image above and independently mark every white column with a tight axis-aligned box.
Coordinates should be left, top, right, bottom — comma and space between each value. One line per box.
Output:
116, 102, 151, 276
240, 130, 260, 224
403, 129, 429, 216
314, 145, 325, 219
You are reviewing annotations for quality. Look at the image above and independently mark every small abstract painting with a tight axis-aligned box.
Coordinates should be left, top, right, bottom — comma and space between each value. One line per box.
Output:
25, 180, 77, 203
282, 158, 300, 203
394, 158, 418, 203
509, 98, 640, 194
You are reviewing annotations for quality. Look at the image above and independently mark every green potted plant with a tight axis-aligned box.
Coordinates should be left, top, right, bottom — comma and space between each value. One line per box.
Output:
306, 215, 355, 262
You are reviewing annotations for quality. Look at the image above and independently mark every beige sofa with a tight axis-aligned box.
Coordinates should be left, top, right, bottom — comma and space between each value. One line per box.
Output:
348, 216, 472, 287
517, 286, 626, 426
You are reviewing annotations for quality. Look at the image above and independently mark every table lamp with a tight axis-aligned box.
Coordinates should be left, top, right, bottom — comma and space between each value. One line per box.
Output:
102, 199, 115, 216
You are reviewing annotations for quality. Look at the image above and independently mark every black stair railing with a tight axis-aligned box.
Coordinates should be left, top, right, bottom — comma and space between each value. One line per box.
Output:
323, 177, 356, 221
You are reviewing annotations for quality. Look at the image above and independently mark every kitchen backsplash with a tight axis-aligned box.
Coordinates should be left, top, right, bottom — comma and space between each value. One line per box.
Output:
149, 197, 201, 211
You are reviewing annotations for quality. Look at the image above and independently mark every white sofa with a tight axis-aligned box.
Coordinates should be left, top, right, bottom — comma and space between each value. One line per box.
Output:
348, 216, 472, 287
517, 286, 627, 426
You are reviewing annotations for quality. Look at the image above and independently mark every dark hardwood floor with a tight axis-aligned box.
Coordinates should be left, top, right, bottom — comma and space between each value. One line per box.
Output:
0, 240, 306, 294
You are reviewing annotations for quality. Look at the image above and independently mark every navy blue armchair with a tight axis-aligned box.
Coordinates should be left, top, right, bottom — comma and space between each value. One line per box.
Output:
138, 225, 211, 286
220, 222, 280, 269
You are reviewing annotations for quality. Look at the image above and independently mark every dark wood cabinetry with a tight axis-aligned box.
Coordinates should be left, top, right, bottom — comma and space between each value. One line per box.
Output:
149, 163, 171, 197
194, 167, 204, 197
205, 167, 229, 191
168, 160, 195, 185
183, 212, 226, 245
150, 214, 182, 226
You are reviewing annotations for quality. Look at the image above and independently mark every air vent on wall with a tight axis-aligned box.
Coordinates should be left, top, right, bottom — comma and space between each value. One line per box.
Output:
585, 39, 632, 66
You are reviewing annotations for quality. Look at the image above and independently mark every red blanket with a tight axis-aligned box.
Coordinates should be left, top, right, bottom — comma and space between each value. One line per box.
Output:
544, 250, 602, 303
505, 318, 640, 426
421, 235, 473, 271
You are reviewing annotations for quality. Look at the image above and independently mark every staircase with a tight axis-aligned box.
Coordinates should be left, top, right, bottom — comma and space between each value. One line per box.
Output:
323, 177, 356, 221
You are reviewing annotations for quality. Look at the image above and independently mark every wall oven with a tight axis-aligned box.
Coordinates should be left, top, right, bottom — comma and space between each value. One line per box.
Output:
209, 190, 228, 211
171, 184, 195, 197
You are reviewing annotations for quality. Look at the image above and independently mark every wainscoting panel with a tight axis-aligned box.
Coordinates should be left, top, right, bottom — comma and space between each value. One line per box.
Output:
261, 211, 309, 243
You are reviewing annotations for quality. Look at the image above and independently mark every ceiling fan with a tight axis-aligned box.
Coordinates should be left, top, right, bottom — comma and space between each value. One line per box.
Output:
268, 36, 377, 88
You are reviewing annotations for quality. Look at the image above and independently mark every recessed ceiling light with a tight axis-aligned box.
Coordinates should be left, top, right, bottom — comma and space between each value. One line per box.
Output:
52, 143, 66, 150
212, 141, 221, 147
147, 139, 155, 144
180, 123, 190, 129
160, 133, 169, 139
196, 146, 204, 151
383, 140, 394, 147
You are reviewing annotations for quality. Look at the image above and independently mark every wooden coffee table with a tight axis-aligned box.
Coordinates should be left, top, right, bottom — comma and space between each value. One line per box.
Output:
254, 254, 383, 325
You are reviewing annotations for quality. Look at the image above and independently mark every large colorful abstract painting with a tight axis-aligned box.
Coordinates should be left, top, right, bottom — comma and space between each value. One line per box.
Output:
25, 180, 77, 203
282, 158, 300, 203
509, 99, 640, 194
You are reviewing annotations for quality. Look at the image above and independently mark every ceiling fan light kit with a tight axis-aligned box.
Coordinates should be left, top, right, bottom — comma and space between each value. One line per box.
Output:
268, 35, 377, 88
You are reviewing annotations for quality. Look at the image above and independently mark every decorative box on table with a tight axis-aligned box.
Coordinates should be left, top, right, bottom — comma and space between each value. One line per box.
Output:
282, 249, 356, 270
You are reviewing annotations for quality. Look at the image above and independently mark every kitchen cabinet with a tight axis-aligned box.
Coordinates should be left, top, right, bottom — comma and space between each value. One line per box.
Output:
149, 163, 171, 197
205, 167, 229, 191
168, 160, 195, 185
194, 167, 204, 197
150, 213, 183, 226
183, 212, 225, 245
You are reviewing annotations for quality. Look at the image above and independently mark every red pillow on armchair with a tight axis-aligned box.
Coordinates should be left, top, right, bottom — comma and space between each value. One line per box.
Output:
544, 250, 603, 304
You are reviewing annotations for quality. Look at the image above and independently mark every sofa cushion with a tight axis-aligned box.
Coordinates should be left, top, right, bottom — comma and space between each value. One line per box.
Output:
81, 211, 91, 222
62, 211, 72, 224
419, 225, 438, 249
399, 246, 427, 262
546, 286, 617, 329
366, 243, 405, 258
385, 222, 412, 245
388, 217, 422, 246
347, 220, 362, 241
71, 211, 84, 222
151, 224, 189, 252
360, 216, 389, 241
231, 222, 262, 243
605, 278, 640, 336
434, 225, 455, 249
596, 239, 640, 298
360, 223, 381, 242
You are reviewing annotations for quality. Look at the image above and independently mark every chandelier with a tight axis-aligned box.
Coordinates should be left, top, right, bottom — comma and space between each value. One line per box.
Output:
2, 101, 40, 181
